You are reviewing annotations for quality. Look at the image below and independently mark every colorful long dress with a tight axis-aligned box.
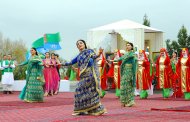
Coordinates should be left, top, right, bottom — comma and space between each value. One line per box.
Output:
107, 57, 115, 88
170, 58, 182, 98
155, 55, 172, 98
136, 57, 151, 99
51, 59, 60, 93
43, 59, 54, 94
115, 51, 137, 106
176, 56, 190, 99
107, 50, 122, 96
113, 50, 122, 97
98, 54, 107, 97
148, 58, 155, 95
19, 55, 44, 102
114, 63, 122, 96
64, 49, 106, 115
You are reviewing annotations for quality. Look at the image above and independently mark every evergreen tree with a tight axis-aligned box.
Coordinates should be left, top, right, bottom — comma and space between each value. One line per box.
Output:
171, 41, 180, 53
187, 34, 190, 49
166, 25, 190, 57
166, 39, 179, 57
177, 25, 189, 49
143, 14, 150, 27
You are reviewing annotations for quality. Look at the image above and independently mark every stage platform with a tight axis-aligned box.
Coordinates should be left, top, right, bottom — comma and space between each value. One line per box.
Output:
0, 92, 190, 122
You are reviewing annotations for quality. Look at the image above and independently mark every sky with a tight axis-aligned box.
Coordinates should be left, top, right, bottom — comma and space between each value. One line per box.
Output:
0, 0, 190, 60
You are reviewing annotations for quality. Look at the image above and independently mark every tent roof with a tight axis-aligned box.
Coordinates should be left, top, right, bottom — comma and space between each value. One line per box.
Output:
90, 19, 163, 33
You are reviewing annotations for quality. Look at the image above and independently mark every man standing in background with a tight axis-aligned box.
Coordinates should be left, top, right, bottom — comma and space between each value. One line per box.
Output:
1, 54, 15, 94
0, 55, 7, 93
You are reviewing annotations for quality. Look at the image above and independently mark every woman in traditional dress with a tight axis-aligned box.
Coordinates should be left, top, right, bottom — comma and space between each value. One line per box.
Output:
62, 39, 106, 116
106, 51, 117, 89
111, 42, 137, 107
51, 53, 60, 95
19, 47, 44, 102
155, 48, 172, 98
176, 48, 190, 99
136, 50, 151, 99
43, 52, 54, 96
146, 52, 154, 96
113, 50, 122, 97
55, 54, 61, 94
54, 54, 61, 78
97, 53, 107, 98
170, 51, 181, 98
107, 50, 122, 97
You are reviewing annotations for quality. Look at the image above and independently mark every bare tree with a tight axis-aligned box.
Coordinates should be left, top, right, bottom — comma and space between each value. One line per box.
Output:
0, 33, 27, 80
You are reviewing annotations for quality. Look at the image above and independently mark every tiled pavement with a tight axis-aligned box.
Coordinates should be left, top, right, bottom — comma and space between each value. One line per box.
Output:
0, 82, 190, 122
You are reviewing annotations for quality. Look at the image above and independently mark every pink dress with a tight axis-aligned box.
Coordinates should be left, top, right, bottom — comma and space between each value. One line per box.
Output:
51, 59, 60, 92
43, 59, 54, 93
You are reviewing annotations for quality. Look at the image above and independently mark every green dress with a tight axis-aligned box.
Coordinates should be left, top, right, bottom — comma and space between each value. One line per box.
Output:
19, 55, 44, 102
115, 51, 137, 105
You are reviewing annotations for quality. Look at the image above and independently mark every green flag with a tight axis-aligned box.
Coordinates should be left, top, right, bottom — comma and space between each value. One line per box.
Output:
32, 37, 44, 48
44, 33, 60, 43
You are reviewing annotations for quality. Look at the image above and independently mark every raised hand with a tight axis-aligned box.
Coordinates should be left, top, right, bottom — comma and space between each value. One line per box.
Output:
109, 60, 114, 62
99, 47, 104, 54
61, 62, 66, 66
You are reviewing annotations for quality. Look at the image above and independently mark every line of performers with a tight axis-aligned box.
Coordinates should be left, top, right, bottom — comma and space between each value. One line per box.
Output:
2, 40, 189, 116
98, 48, 190, 100
42, 52, 61, 96
0, 52, 61, 97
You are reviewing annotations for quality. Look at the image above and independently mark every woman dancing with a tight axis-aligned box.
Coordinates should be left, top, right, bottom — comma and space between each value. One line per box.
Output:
62, 39, 106, 116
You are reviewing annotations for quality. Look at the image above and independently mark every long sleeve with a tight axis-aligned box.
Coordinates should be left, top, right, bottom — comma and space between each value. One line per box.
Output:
90, 53, 99, 59
10, 61, 15, 68
2, 61, 8, 68
114, 56, 124, 62
114, 54, 134, 62
144, 59, 150, 72
89, 49, 99, 59
155, 57, 160, 77
18, 60, 29, 66
63, 56, 78, 66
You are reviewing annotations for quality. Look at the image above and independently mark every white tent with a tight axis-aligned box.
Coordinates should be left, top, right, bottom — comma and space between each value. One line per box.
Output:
87, 19, 164, 55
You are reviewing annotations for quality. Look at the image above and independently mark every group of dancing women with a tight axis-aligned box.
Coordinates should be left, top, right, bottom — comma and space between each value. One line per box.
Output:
17, 38, 190, 116
99, 45, 190, 103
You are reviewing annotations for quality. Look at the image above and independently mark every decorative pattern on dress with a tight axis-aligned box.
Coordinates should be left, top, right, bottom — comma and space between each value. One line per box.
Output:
65, 49, 105, 115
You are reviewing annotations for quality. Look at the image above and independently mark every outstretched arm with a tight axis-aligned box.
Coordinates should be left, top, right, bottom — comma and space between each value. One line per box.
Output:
18, 60, 29, 66
114, 56, 124, 62
114, 54, 134, 62
90, 48, 103, 59
62, 56, 78, 66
